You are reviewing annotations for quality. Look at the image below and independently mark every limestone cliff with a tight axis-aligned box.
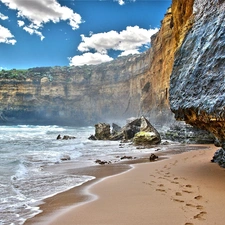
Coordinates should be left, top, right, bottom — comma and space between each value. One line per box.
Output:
0, 54, 148, 125
169, 0, 225, 147
140, 0, 194, 121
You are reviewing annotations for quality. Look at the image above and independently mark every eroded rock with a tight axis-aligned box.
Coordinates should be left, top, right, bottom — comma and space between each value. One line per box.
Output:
94, 123, 111, 140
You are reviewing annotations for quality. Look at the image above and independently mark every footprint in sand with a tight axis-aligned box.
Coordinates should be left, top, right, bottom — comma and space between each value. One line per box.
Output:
171, 181, 179, 184
182, 189, 193, 194
194, 211, 207, 220
186, 203, 196, 208
184, 223, 194, 225
173, 198, 184, 203
194, 195, 203, 200
158, 184, 164, 187
156, 188, 166, 193
175, 192, 182, 196
185, 184, 192, 188
186, 203, 204, 210
196, 205, 204, 210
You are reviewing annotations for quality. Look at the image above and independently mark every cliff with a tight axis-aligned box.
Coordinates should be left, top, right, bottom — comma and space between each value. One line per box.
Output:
169, 0, 225, 148
140, 0, 194, 121
0, 53, 148, 125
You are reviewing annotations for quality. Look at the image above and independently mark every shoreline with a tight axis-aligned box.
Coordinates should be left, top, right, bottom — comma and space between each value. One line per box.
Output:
24, 144, 221, 225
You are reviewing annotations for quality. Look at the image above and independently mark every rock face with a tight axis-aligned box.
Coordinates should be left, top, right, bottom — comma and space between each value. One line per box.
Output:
169, 1, 225, 148
0, 54, 148, 125
140, 0, 194, 121
94, 123, 111, 140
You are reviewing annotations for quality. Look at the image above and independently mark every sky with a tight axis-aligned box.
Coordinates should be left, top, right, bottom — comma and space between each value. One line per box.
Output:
0, 0, 172, 70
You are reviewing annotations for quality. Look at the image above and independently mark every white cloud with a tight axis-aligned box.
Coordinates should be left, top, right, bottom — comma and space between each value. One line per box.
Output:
115, 0, 136, 5
69, 52, 113, 66
0, 25, 16, 45
0, 0, 82, 40
0, 12, 8, 20
78, 25, 158, 54
70, 25, 158, 66
17, 20, 25, 27
117, 0, 125, 5
23, 26, 45, 41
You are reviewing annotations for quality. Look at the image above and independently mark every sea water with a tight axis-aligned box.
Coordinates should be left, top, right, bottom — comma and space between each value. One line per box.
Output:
0, 125, 151, 225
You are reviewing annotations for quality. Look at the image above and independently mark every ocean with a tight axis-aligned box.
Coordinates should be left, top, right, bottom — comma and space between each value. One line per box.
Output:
0, 125, 155, 225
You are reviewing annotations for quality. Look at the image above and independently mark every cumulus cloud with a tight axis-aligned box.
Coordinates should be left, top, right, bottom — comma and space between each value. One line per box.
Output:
0, 0, 82, 40
69, 26, 158, 66
0, 25, 16, 45
17, 20, 25, 27
78, 26, 158, 54
69, 52, 113, 66
0, 12, 8, 20
117, 0, 125, 5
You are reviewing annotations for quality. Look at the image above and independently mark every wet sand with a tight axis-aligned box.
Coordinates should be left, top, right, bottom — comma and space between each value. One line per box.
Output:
25, 144, 225, 225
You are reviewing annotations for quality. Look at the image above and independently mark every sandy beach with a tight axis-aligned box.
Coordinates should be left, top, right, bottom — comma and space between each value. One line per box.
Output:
25, 144, 225, 225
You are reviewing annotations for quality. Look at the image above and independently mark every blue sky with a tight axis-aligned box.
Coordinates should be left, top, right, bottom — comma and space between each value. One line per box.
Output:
0, 0, 171, 70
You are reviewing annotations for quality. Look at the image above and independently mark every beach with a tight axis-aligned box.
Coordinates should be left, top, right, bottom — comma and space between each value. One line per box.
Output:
25, 144, 225, 225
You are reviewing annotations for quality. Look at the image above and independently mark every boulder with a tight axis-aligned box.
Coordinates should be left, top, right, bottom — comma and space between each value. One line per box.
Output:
211, 148, 225, 167
57, 135, 76, 140
149, 153, 158, 161
56, 134, 61, 140
95, 123, 111, 140
62, 135, 76, 140
60, 154, 71, 161
132, 116, 161, 146
133, 131, 161, 146
88, 135, 97, 140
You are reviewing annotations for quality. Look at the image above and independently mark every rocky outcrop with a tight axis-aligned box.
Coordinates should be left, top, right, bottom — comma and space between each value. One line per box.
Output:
169, 1, 225, 148
91, 116, 161, 146
94, 123, 111, 140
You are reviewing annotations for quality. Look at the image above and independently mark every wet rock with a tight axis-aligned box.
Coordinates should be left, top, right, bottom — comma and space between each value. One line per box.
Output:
95, 159, 110, 165
133, 116, 161, 146
95, 123, 111, 140
149, 153, 158, 161
62, 135, 76, 140
133, 131, 161, 146
161, 122, 215, 144
88, 135, 97, 140
56, 134, 61, 140
60, 154, 71, 161
211, 148, 225, 167
111, 116, 160, 143
57, 135, 76, 140
120, 156, 133, 160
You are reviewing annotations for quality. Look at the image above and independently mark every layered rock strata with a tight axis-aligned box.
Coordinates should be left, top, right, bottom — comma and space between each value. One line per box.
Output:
0, 54, 148, 125
140, 0, 194, 121
169, 1, 225, 148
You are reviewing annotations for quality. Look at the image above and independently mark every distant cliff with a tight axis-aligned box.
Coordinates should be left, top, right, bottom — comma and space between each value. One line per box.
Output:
169, 0, 225, 148
0, 53, 149, 125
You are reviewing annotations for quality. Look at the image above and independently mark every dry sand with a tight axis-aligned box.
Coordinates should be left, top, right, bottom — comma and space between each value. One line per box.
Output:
26, 144, 225, 225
